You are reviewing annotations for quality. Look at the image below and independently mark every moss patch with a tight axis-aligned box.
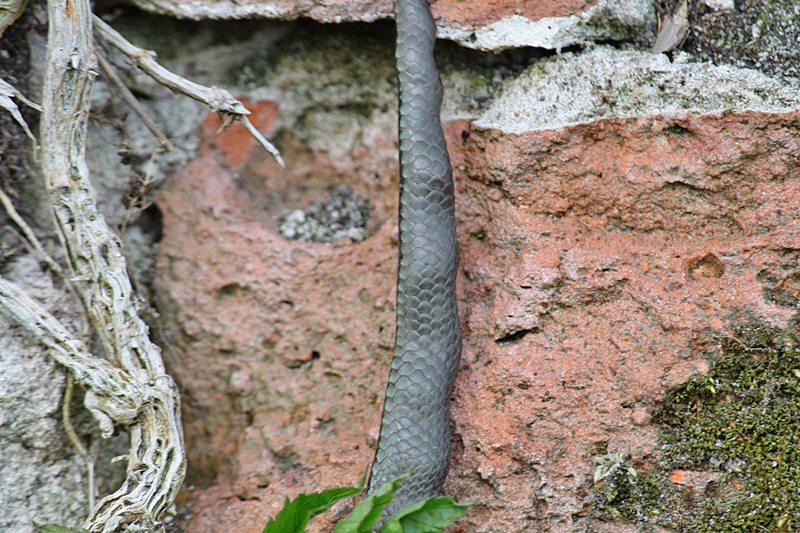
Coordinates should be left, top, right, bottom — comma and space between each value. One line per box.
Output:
654, 314, 800, 531
591, 312, 800, 531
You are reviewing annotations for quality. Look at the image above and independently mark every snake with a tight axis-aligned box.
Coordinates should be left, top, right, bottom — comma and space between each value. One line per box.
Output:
366, 0, 462, 518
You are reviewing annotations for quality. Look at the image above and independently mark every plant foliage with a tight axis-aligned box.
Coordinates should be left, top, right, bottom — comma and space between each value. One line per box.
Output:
263, 486, 363, 533
264, 473, 470, 533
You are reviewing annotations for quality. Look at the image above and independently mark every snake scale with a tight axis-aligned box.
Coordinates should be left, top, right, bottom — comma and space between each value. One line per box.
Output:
367, 0, 462, 518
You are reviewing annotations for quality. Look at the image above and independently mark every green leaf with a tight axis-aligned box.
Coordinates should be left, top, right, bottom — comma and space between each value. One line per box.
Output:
379, 497, 471, 533
33, 523, 90, 533
262, 485, 362, 533
332, 473, 409, 533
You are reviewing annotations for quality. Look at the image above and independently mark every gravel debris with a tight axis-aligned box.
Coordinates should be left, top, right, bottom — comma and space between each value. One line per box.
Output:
278, 185, 371, 244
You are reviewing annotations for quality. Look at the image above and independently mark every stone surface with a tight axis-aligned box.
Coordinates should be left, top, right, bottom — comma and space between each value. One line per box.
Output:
5, 0, 800, 531
0, 254, 130, 533
0, 12, 132, 532
434, 0, 654, 51
445, 111, 800, 531
155, 99, 397, 530
151, 30, 800, 532
685, 0, 800, 81
123, 0, 655, 51
476, 45, 800, 134
0, 261, 87, 533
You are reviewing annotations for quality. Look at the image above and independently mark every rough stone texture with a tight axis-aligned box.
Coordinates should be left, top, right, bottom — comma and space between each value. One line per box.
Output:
120, 0, 655, 51
152, 32, 800, 533
476, 45, 800, 134
0, 260, 87, 533
0, 10, 132, 532
128, 0, 393, 22
0, 254, 130, 533
434, 0, 654, 52
446, 111, 800, 531
154, 100, 398, 529
5, 0, 800, 530
685, 0, 800, 82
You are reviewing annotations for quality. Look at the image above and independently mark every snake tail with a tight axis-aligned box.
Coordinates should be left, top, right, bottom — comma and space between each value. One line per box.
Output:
367, 0, 462, 518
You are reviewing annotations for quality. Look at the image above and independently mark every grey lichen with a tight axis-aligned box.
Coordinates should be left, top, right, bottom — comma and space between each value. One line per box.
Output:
278, 185, 372, 244
476, 45, 800, 135
684, 0, 800, 82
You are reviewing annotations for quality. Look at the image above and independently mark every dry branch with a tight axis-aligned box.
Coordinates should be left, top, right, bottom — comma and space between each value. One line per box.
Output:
1, 0, 188, 530
0, 0, 290, 528
0, 0, 27, 37
95, 48, 175, 152
93, 14, 285, 167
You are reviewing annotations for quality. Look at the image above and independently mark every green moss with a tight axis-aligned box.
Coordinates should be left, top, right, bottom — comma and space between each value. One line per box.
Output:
652, 313, 800, 532
591, 312, 800, 531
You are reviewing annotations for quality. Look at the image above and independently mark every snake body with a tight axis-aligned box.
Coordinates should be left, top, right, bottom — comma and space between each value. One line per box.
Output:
367, 0, 462, 517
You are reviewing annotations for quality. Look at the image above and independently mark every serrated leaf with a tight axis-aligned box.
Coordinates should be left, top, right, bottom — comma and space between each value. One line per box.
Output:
33, 523, 90, 533
332, 473, 408, 533
262, 485, 361, 533
379, 496, 471, 533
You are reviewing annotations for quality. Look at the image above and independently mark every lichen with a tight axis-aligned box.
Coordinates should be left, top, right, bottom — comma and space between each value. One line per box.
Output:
231, 21, 396, 110
684, 0, 800, 82
278, 185, 371, 243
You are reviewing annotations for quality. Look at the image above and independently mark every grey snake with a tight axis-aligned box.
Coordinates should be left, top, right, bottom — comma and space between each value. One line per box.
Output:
367, 0, 462, 518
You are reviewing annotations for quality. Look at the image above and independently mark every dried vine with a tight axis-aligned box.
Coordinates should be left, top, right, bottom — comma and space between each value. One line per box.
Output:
1, 0, 284, 527
0, 0, 187, 530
